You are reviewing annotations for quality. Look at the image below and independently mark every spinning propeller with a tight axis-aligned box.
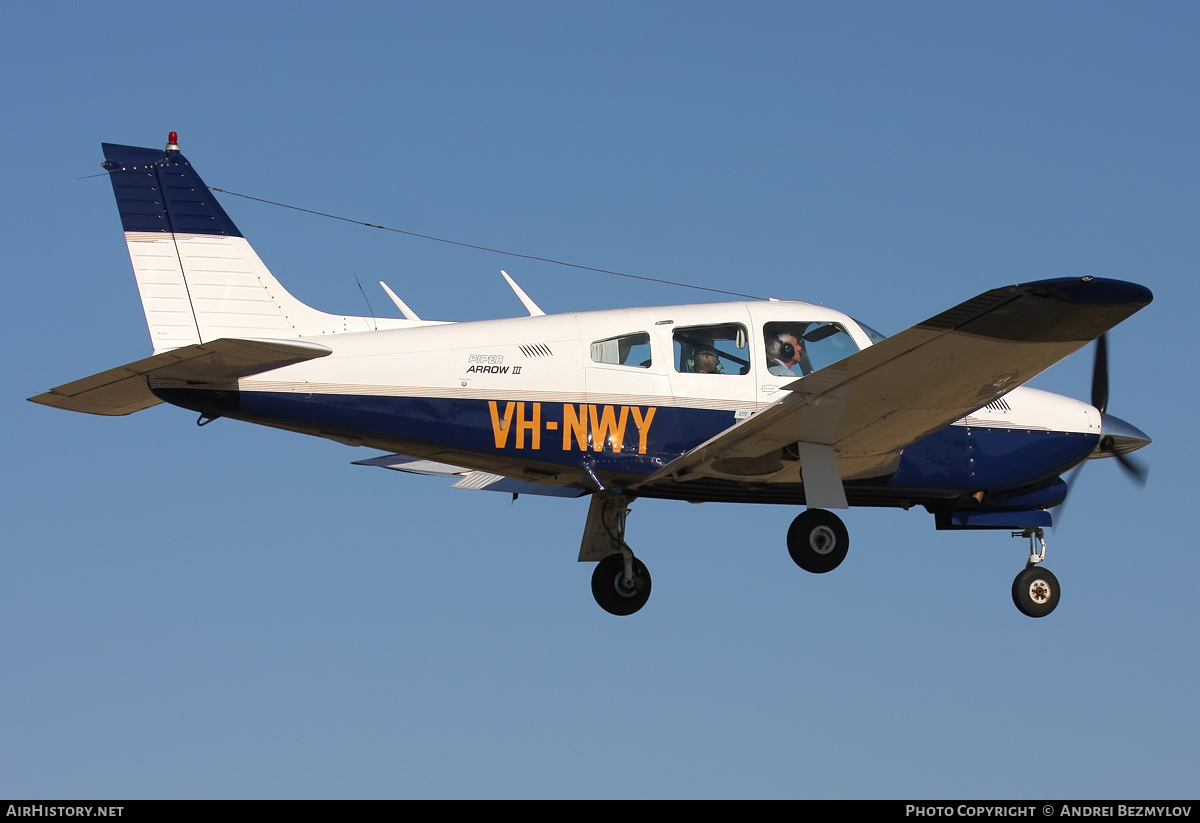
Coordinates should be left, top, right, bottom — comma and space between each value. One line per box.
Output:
1059, 334, 1151, 513
1088, 333, 1150, 486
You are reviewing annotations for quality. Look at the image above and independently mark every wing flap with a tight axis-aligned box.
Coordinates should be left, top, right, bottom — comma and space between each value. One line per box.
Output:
637, 277, 1152, 486
29, 338, 332, 416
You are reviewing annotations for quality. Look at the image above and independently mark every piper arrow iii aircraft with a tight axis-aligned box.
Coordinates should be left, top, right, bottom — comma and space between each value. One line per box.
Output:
31, 134, 1154, 618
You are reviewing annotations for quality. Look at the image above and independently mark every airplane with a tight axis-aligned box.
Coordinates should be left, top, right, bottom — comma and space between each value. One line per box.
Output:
30, 134, 1154, 619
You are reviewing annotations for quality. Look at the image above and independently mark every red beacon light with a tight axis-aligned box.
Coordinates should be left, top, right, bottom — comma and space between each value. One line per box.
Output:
166, 131, 180, 151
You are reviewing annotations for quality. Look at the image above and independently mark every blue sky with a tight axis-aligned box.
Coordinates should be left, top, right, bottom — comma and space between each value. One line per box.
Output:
3, 1, 1197, 799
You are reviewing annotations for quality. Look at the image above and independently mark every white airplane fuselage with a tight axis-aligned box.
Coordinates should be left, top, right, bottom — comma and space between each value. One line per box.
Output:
152, 299, 1102, 516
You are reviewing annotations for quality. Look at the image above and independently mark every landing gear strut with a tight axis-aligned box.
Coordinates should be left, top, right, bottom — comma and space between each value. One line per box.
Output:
1011, 527, 1060, 618
580, 493, 652, 616
786, 509, 849, 573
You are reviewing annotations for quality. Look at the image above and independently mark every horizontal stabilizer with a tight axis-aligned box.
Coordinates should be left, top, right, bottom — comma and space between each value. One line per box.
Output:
354, 454, 589, 498
29, 338, 332, 416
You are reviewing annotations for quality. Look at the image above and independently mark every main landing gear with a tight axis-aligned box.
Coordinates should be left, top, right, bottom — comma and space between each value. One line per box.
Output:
786, 509, 849, 573
591, 553, 652, 616
582, 493, 652, 616
1011, 527, 1060, 618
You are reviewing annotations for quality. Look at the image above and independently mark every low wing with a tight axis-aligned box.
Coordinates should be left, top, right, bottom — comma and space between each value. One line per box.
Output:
634, 277, 1152, 497
29, 338, 332, 416
354, 454, 590, 498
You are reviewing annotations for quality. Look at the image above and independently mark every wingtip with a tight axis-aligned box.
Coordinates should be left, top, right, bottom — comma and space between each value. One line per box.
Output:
1025, 277, 1153, 308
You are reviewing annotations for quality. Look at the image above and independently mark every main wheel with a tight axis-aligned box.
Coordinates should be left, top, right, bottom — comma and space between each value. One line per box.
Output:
1012, 565, 1060, 618
591, 554, 652, 616
786, 509, 849, 573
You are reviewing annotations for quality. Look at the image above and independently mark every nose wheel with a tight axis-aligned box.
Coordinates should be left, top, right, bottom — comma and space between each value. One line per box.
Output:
1012, 565, 1060, 618
1010, 527, 1060, 618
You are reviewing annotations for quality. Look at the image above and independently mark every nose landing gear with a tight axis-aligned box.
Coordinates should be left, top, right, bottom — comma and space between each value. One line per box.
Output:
1011, 527, 1060, 618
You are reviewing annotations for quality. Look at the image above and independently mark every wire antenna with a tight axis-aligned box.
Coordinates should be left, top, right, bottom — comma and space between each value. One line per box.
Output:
210, 186, 766, 301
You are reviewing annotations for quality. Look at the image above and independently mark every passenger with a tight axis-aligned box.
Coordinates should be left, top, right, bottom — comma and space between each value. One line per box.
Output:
766, 332, 803, 376
694, 349, 721, 374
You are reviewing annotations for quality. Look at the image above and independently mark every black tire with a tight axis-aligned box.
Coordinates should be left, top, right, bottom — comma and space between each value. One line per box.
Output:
786, 509, 849, 573
1012, 565, 1060, 618
591, 554, 652, 616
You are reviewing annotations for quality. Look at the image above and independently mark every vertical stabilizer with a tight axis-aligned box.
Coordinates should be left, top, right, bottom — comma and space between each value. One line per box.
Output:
102, 136, 415, 353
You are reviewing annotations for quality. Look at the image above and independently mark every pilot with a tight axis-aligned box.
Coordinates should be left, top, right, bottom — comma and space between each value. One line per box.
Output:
766, 332, 803, 376
694, 349, 721, 374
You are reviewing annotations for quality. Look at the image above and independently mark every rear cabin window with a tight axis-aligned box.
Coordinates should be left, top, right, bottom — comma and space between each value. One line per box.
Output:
590, 332, 652, 368
673, 323, 750, 375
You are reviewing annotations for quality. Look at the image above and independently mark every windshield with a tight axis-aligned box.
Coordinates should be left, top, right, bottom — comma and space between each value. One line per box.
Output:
852, 318, 889, 345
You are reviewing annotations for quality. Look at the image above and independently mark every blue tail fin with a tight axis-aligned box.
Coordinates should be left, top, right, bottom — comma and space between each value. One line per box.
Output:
102, 135, 417, 352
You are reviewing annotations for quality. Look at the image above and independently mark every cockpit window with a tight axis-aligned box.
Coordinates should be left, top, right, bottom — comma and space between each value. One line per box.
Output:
673, 323, 750, 375
590, 332, 651, 368
764, 321, 860, 377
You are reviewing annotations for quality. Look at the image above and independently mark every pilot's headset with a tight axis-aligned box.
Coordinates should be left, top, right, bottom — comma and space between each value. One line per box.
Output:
772, 337, 795, 360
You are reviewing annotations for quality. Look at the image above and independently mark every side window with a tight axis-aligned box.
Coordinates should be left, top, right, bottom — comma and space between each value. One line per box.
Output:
673, 323, 750, 375
590, 332, 652, 368
764, 321, 859, 377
